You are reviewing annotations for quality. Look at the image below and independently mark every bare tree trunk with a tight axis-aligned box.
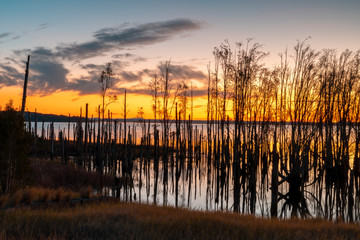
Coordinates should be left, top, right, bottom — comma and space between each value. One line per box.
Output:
21, 55, 30, 116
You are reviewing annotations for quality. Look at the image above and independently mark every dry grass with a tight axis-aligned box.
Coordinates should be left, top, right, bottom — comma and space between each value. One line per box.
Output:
79, 186, 93, 199
0, 187, 80, 208
0, 201, 359, 240
25, 158, 114, 192
0, 158, 108, 208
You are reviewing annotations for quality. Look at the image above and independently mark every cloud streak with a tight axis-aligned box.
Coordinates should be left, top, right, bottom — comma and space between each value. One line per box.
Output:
57, 18, 203, 61
0, 33, 11, 39
0, 32, 16, 44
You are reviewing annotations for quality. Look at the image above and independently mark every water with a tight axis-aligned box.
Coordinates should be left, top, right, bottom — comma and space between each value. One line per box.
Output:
27, 120, 360, 221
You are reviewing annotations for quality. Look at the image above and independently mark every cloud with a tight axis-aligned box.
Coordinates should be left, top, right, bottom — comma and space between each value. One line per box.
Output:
94, 19, 202, 45
29, 58, 69, 95
0, 19, 206, 97
0, 64, 23, 87
6, 47, 69, 95
112, 53, 147, 62
118, 71, 142, 82
0, 32, 11, 39
35, 23, 48, 31
66, 79, 100, 95
56, 41, 113, 60
1, 54, 208, 97
166, 64, 207, 81
1, 23, 48, 45
57, 18, 203, 60
0, 32, 15, 44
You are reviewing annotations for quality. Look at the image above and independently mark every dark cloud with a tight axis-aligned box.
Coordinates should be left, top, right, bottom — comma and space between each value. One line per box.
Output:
56, 41, 113, 60
5, 47, 69, 95
0, 64, 23, 87
111, 64, 208, 97
116, 63, 207, 87
166, 64, 207, 81
94, 19, 202, 45
29, 59, 69, 94
80, 63, 104, 71
66, 79, 100, 95
0, 19, 206, 96
1, 54, 208, 97
32, 47, 55, 56
0, 32, 11, 39
119, 71, 142, 82
57, 19, 202, 60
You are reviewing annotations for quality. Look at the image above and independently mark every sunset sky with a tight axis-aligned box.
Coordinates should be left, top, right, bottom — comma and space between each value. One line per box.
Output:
1, 0, 359, 119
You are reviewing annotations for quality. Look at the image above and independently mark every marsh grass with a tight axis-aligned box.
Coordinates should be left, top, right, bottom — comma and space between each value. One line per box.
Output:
0, 202, 359, 239
0, 158, 106, 209
26, 158, 114, 192
80, 186, 93, 199
0, 187, 81, 208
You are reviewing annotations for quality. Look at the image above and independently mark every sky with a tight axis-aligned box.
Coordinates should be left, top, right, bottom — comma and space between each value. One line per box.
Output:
1, 0, 360, 119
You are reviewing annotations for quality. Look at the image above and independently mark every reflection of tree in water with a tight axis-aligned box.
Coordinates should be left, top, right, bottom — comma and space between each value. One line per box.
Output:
279, 167, 310, 218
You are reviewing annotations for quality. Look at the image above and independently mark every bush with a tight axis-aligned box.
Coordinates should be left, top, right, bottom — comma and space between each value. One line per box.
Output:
0, 100, 32, 194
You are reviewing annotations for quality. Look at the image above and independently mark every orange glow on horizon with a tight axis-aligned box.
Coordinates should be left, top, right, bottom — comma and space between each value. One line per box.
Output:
0, 86, 208, 120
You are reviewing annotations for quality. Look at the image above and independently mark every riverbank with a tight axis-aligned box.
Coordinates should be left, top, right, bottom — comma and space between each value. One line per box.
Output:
1, 201, 359, 240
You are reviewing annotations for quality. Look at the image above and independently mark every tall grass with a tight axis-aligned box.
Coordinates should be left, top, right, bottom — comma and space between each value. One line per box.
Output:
26, 158, 113, 192
0, 187, 81, 208
0, 202, 358, 239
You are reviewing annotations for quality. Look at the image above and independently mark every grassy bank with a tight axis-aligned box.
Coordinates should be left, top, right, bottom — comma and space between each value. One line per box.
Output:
1, 158, 111, 208
1, 201, 359, 240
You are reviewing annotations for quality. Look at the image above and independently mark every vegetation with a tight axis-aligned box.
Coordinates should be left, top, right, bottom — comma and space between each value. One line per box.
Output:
0, 187, 81, 208
0, 100, 32, 194
1, 202, 359, 239
25, 158, 114, 192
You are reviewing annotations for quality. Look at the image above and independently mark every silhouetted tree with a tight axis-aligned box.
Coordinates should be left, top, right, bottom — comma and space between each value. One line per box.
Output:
98, 63, 116, 141
137, 107, 145, 119
0, 100, 31, 194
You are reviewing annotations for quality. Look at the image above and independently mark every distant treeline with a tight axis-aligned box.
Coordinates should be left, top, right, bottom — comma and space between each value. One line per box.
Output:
23, 112, 78, 122
20, 111, 148, 123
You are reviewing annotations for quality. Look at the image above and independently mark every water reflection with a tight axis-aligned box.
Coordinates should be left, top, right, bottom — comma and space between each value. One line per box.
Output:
27, 121, 360, 222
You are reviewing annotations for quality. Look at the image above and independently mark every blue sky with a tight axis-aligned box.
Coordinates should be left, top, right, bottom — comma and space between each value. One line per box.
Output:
1, 0, 360, 115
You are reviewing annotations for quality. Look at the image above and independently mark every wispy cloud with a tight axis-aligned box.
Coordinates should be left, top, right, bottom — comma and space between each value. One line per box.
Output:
56, 19, 203, 60
0, 32, 11, 39
0, 32, 14, 44
112, 53, 147, 62
35, 23, 49, 31
94, 19, 202, 44
0, 23, 48, 44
